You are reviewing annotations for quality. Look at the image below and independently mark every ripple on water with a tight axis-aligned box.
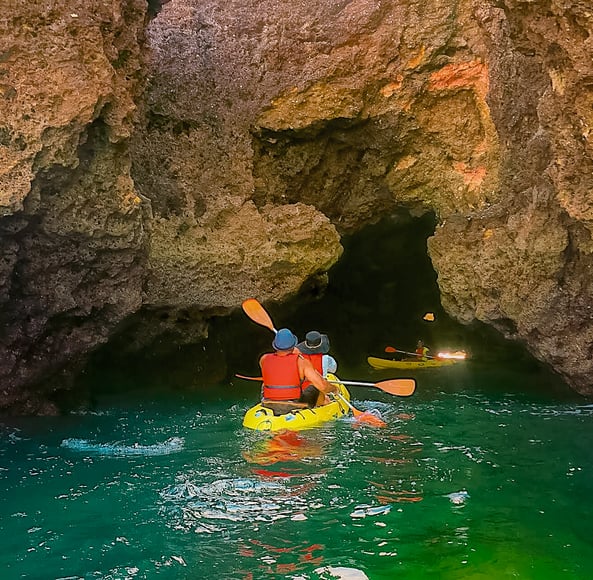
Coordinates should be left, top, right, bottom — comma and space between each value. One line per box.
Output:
60, 437, 184, 457
159, 476, 309, 532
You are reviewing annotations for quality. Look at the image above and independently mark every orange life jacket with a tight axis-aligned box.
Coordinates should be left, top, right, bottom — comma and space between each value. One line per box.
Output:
299, 352, 323, 389
261, 352, 303, 400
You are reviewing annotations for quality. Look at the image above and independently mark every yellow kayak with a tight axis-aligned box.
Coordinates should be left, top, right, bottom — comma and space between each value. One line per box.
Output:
242, 374, 350, 432
367, 356, 459, 370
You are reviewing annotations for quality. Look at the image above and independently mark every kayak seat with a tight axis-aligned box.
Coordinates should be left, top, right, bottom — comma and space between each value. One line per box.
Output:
261, 399, 310, 416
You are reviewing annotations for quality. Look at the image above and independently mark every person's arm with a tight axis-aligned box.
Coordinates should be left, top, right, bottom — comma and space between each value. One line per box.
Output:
298, 356, 337, 393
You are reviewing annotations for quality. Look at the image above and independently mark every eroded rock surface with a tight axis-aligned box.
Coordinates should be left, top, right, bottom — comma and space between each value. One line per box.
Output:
2, 0, 593, 412
429, 0, 593, 393
0, 1, 148, 413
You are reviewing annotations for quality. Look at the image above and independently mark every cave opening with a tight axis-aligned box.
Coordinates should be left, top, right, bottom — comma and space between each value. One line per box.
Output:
223, 210, 548, 382
78, 209, 570, 405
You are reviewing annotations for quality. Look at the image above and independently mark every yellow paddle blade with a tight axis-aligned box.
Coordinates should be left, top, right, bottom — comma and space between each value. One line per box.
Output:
242, 298, 277, 333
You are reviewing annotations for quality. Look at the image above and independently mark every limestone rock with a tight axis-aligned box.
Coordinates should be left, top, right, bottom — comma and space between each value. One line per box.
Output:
145, 202, 342, 308
0, 0, 147, 413
3, 0, 593, 411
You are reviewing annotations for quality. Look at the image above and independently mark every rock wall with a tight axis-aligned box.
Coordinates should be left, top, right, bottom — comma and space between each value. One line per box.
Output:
2, 0, 593, 412
131, 1, 343, 314
0, 1, 148, 413
429, 0, 593, 393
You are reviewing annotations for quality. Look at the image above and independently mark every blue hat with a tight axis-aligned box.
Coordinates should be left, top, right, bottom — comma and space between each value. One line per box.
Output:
273, 328, 297, 351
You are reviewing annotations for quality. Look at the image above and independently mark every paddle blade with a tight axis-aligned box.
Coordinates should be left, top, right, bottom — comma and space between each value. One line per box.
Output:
353, 410, 387, 427
242, 298, 277, 333
375, 378, 416, 397
384, 346, 397, 353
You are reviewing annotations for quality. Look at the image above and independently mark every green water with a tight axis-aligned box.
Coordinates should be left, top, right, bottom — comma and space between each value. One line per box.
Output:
1, 365, 592, 580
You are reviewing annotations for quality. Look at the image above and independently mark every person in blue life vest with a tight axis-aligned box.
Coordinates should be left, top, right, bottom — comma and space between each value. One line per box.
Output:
259, 328, 337, 412
297, 330, 334, 406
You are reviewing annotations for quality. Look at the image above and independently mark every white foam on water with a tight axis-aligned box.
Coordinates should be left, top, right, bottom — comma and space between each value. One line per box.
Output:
433, 441, 488, 463
350, 504, 391, 519
445, 490, 470, 505
159, 476, 307, 530
60, 436, 184, 456
314, 566, 370, 579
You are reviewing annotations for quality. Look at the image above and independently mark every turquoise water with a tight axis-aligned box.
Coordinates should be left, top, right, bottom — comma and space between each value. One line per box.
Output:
2, 366, 592, 579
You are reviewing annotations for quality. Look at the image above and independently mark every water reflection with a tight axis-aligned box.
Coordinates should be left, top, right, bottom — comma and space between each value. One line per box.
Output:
3, 385, 593, 578
236, 538, 326, 578
242, 431, 325, 469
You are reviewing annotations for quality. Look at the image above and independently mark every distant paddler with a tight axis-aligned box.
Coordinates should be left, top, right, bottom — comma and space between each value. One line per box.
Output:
413, 340, 430, 360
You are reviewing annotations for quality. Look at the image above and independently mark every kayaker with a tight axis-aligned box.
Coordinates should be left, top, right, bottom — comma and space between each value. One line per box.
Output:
297, 330, 333, 405
322, 354, 338, 377
260, 328, 337, 413
415, 340, 430, 359
297, 330, 330, 357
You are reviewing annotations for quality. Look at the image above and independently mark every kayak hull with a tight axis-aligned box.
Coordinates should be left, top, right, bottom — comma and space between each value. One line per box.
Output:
242, 374, 350, 432
367, 356, 459, 370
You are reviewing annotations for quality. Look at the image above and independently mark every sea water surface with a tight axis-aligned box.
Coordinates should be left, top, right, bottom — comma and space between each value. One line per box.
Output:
1, 364, 592, 579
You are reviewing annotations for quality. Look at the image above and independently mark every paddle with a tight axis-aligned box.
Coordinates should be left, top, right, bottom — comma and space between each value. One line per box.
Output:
242, 298, 277, 334
329, 378, 416, 397
236, 374, 416, 397
385, 346, 436, 360
332, 392, 387, 427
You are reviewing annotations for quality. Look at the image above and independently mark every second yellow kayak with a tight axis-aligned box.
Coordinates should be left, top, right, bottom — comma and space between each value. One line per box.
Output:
367, 356, 460, 370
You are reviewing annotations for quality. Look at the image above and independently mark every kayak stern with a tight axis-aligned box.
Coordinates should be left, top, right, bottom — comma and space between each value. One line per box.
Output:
243, 375, 350, 432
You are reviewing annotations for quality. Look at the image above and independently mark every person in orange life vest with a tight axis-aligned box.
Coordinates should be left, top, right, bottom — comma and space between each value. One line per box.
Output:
297, 330, 331, 407
260, 328, 336, 408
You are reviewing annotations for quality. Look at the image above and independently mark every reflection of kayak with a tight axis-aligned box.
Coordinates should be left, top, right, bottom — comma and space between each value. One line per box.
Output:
242, 431, 324, 466
242, 374, 350, 432
367, 356, 460, 370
